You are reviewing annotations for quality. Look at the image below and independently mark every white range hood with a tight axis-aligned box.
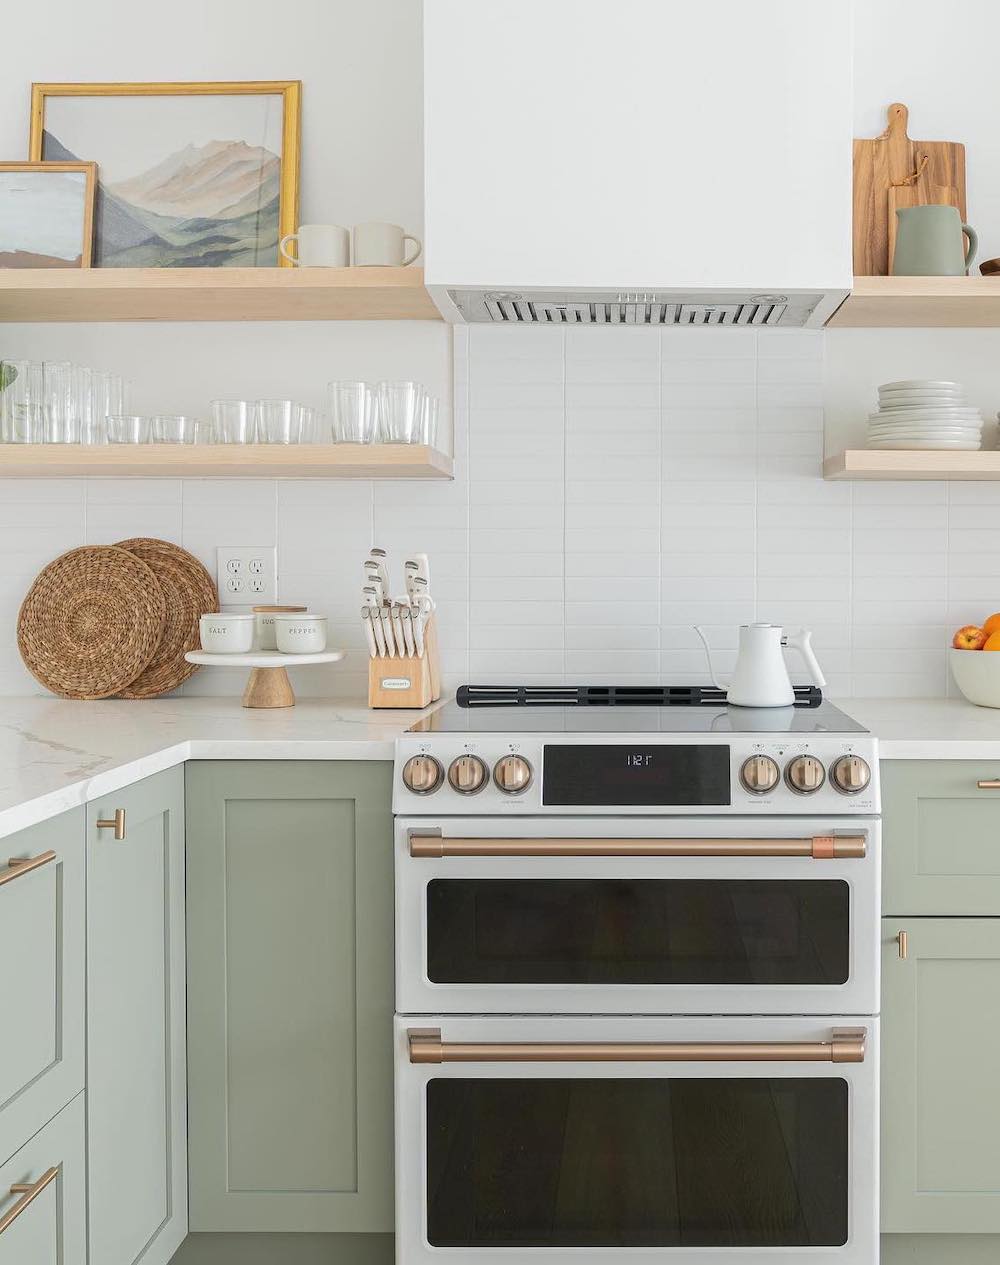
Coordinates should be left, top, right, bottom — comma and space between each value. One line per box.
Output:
423, 0, 853, 329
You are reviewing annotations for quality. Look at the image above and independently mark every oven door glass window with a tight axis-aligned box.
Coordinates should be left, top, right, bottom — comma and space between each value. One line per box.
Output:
426, 879, 850, 985
426, 1076, 849, 1248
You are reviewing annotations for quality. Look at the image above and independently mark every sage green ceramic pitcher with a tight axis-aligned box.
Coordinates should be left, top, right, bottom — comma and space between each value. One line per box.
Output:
892, 205, 977, 276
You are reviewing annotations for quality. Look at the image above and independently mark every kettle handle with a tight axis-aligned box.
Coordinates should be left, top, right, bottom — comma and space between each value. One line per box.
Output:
693, 625, 727, 692
783, 628, 826, 690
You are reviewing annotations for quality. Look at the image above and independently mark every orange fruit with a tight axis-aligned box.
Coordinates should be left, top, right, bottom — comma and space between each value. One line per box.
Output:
984, 630, 1000, 651
983, 613, 1000, 637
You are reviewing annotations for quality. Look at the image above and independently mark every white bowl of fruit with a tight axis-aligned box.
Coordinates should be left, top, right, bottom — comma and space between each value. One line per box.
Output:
951, 615, 1000, 707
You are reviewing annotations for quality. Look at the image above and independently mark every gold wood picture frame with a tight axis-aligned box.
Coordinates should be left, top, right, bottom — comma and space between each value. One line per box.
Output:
29, 81, 301, 268
0, 161, 97, 268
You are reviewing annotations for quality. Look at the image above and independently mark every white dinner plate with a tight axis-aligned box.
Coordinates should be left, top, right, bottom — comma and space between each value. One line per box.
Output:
877, 394, 968, 408
868, 409, 982, 423
868, 428, 982, 441
867, 438, 981, 450
878, 379, 964, 393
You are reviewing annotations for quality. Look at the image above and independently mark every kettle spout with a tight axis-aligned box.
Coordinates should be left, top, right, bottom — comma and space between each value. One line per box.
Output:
693, 625, 727, 692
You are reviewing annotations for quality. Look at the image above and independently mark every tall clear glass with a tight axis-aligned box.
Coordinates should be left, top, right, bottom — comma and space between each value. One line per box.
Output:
2, 360, 45, 443
329, 381, 376, 443
41, 360, 75, 442
376, 380, 426, 443
420, 394, 439, 447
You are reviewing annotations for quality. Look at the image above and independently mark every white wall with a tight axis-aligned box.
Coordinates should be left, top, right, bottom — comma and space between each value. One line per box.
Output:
4, 0, 1000, 702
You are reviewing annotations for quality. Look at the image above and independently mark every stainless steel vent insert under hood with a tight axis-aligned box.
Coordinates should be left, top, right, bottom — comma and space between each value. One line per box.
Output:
445, 290, 828, 328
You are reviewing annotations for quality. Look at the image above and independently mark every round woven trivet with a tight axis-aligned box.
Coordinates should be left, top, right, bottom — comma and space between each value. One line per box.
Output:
17, 546, 166, 700
115, 538, 219, 699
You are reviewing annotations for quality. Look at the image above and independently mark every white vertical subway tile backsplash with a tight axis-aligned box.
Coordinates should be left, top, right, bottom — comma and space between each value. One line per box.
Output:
0, 324, 991, 699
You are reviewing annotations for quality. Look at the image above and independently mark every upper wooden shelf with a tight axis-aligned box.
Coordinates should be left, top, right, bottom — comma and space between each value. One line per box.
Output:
0, 444, 453, 479
0, 267, 442, 322
824, 449, 1000, 480
828, 276, 1000, 328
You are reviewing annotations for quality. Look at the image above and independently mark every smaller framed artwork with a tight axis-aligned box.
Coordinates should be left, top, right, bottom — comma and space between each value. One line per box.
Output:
0, 161, 96, 268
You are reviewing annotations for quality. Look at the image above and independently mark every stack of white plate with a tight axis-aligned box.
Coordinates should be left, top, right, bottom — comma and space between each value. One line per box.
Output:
867, 380, 983, 450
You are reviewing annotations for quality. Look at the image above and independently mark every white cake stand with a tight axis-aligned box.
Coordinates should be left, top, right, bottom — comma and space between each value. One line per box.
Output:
184, 650, 346, 709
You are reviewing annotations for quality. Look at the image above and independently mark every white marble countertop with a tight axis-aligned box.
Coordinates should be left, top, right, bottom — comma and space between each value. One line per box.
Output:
4, 694, 1000, 841
0, 696, 429, 839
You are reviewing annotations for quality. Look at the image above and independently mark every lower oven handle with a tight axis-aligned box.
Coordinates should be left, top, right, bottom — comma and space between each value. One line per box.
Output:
408, 1028, 867, 1065
409, 834, 866, 859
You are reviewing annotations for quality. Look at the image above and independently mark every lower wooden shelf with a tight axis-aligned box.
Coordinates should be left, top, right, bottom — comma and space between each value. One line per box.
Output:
825, 449, 1000, 480
0, 443, 454, 479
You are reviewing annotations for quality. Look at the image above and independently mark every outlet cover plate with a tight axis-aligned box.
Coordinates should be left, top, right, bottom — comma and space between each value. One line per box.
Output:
216, 545, 277, 607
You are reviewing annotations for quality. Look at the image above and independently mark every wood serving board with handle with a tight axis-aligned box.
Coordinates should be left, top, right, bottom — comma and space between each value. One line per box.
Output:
854, 103, 966, 275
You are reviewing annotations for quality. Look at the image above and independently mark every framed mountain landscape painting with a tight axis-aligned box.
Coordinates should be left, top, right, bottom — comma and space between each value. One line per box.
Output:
29, 81, 300, 267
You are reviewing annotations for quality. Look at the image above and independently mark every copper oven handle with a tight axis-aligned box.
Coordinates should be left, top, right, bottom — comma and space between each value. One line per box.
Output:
977, 780, 1000, 789
0, 1166, 59, 1236
408, 1028, 866, 1065
409, 834, 866, 859
0, 850, 56, 889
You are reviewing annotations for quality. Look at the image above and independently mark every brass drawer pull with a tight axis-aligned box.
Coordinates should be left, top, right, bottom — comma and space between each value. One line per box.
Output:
409, 834, 866, 859
0, 1166, 58, 1236
408, 1028, 866, 1065
96, 808, 126, 840
0, 849, 56, 889
897, 930, 908, 960
977, 780, 1000, 789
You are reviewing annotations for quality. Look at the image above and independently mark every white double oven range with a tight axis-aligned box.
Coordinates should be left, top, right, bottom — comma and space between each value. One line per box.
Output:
392, 688, 880, 1265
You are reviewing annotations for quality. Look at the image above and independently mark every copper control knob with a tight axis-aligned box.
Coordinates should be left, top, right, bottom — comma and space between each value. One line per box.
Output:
401, 754, 444, 795
448, 754, 489, 795
784, 755, 826, 795
739, 754, 781, 795
493, 754, 533, 795
830, 754, 872, 795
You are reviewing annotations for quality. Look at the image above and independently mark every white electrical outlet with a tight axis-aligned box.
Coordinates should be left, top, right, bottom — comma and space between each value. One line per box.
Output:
216, 546, 277, 608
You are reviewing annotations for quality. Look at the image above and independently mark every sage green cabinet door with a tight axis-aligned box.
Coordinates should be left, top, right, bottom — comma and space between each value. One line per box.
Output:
185, 761, 394, 1233
87, 768, 187, 1265
883, 760, 1000, 913
0, 809, 84, 1165
881, 918, 1000, 1232
0, 1091, 85, 1265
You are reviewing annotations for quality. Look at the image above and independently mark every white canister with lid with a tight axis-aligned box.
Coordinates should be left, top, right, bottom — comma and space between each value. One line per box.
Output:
199, 613, 255, 653
253, 604, 307, 650
274, 613, 327, 654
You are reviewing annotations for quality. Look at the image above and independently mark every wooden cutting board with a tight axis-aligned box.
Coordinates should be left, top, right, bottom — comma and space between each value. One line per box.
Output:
853, 103, 966, 275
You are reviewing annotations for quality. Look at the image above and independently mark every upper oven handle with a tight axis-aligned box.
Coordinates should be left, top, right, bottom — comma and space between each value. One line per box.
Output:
408, 834, 866, 859
408, 1028, 867, 1065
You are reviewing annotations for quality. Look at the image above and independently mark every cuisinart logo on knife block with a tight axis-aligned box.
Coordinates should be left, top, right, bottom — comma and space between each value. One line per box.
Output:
381, 676, 412, 690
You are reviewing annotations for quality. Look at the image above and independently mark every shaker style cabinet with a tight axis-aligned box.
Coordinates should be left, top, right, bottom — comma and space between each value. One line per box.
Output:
87, 767, 188, 1265
882, 760, 1000, 914
185, 761, 394, 1233
0, 809, 84, 1166
0, 1093, 86, 1265
881, 918, 1000, 1232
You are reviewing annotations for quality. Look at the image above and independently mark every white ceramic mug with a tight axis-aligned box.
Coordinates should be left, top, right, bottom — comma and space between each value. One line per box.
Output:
352, 222, 422, 267
199, 613, 254, 653
279, 224, 350, 267
274, 614, 328, 654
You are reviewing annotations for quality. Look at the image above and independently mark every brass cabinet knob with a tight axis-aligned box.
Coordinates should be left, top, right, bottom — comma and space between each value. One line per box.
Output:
896, 930, 908, 960
96, 808, 126, 840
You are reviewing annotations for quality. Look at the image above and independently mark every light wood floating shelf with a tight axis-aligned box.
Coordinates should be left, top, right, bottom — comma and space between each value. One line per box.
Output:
0, 267, 441, 322
825, 449, 1000, 480
0, 444, 454, 479
828, 277, 1000, 327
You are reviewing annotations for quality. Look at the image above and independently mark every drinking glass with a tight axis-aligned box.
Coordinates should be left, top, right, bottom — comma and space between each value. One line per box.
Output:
107, 415, 152, 443
376, 381, 426, 443
258, 399, 301, 444
419, 394, 439, 446
91, 370, 124, 434
1, 360, 45, 443
211, 399, 257, 443
42, 361, 76, 442
296, 405, 324, 443
153, 415, 203, 444
329, 380, 376, 443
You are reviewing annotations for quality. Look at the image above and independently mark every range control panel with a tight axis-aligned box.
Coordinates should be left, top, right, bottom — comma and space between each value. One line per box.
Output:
393, 733, 879, 816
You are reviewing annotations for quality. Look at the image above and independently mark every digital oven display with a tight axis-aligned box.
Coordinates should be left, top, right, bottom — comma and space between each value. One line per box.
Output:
542, 744, 731, 807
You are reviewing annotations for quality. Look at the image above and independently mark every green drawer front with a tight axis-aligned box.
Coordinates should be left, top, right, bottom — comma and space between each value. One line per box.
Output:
882, 760, 1000, 914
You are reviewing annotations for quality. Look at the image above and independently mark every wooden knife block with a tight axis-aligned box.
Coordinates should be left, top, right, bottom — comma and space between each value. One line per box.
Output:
368, 614, 442, 709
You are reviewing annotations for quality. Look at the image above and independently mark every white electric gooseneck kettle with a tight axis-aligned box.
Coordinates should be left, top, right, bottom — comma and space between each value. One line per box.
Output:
694, 623, 826, 708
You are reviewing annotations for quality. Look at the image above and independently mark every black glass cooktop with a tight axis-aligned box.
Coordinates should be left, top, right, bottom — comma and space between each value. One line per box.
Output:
409, 699, 866, 736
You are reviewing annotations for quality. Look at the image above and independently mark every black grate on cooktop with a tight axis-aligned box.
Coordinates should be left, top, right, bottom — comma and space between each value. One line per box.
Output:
456, 684, 823, 708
